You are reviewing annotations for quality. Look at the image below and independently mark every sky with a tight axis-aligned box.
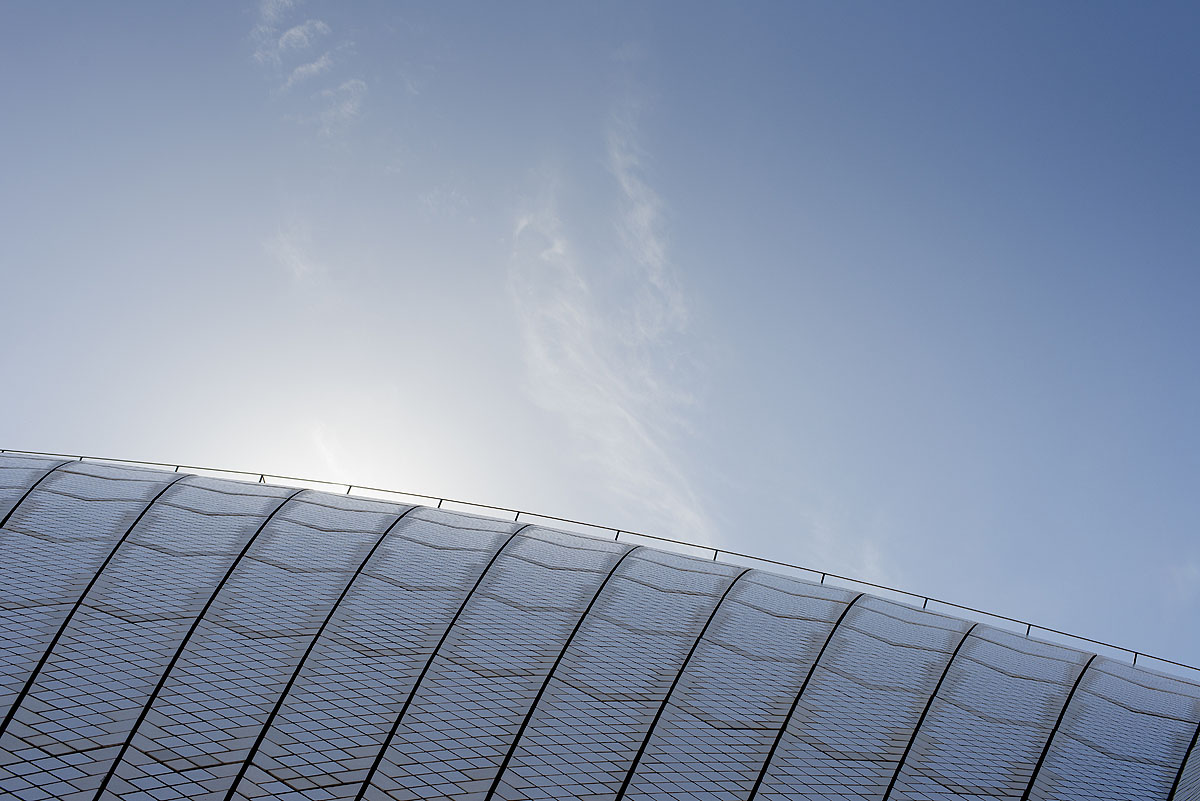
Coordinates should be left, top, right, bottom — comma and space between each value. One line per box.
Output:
1, 2, 1198, 673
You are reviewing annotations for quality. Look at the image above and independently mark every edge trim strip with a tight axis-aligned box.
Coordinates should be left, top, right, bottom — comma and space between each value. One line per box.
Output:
1167, 717, 1200, 801
881, 622, 979, 801
1019, 653, 1098, 801
351, 521, 532, 801
614, 567, 755, 800
224, 502, 422, 800
745, 591, 867, 801
90, 488, 308, 800
484, 544, 643, 801
0, 458, 71, 529
0, 472, 192, 738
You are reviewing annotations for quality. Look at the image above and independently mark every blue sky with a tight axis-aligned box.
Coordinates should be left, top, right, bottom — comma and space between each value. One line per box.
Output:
2, 2, 1197, 671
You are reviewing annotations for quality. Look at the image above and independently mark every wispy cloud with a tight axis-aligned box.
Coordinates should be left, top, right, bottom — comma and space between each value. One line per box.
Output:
256, 17, 331, 66
608, 102, 688, 340
258, 0, 296, 26
284, 52, 333, 89
798, 503, 893, 586
318, 79, 367, 137
279, 19, 331, 52
1168, 556, 1200, 604
311, 422, 350, 478
265, 225, 324, 280
252, 0, 300, 65
250, 2, 366, 136
509, 104, 713, 544
420, 186, 470, 218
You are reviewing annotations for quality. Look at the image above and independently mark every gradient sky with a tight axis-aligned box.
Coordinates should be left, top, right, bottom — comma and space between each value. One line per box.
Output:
2, 2, 1198, 672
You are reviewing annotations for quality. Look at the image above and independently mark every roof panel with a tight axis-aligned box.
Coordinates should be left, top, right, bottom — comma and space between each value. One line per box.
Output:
0, 452, 1194, 801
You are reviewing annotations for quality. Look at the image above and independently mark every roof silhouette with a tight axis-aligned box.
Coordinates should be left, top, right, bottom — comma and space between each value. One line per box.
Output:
0, 452, 1197, 801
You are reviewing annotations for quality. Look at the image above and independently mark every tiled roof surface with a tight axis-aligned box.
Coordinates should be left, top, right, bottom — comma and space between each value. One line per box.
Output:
0, 452, 1197, 801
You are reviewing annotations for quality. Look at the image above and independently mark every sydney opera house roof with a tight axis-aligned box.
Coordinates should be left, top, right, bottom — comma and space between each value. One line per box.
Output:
0, 451, 1197, 801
